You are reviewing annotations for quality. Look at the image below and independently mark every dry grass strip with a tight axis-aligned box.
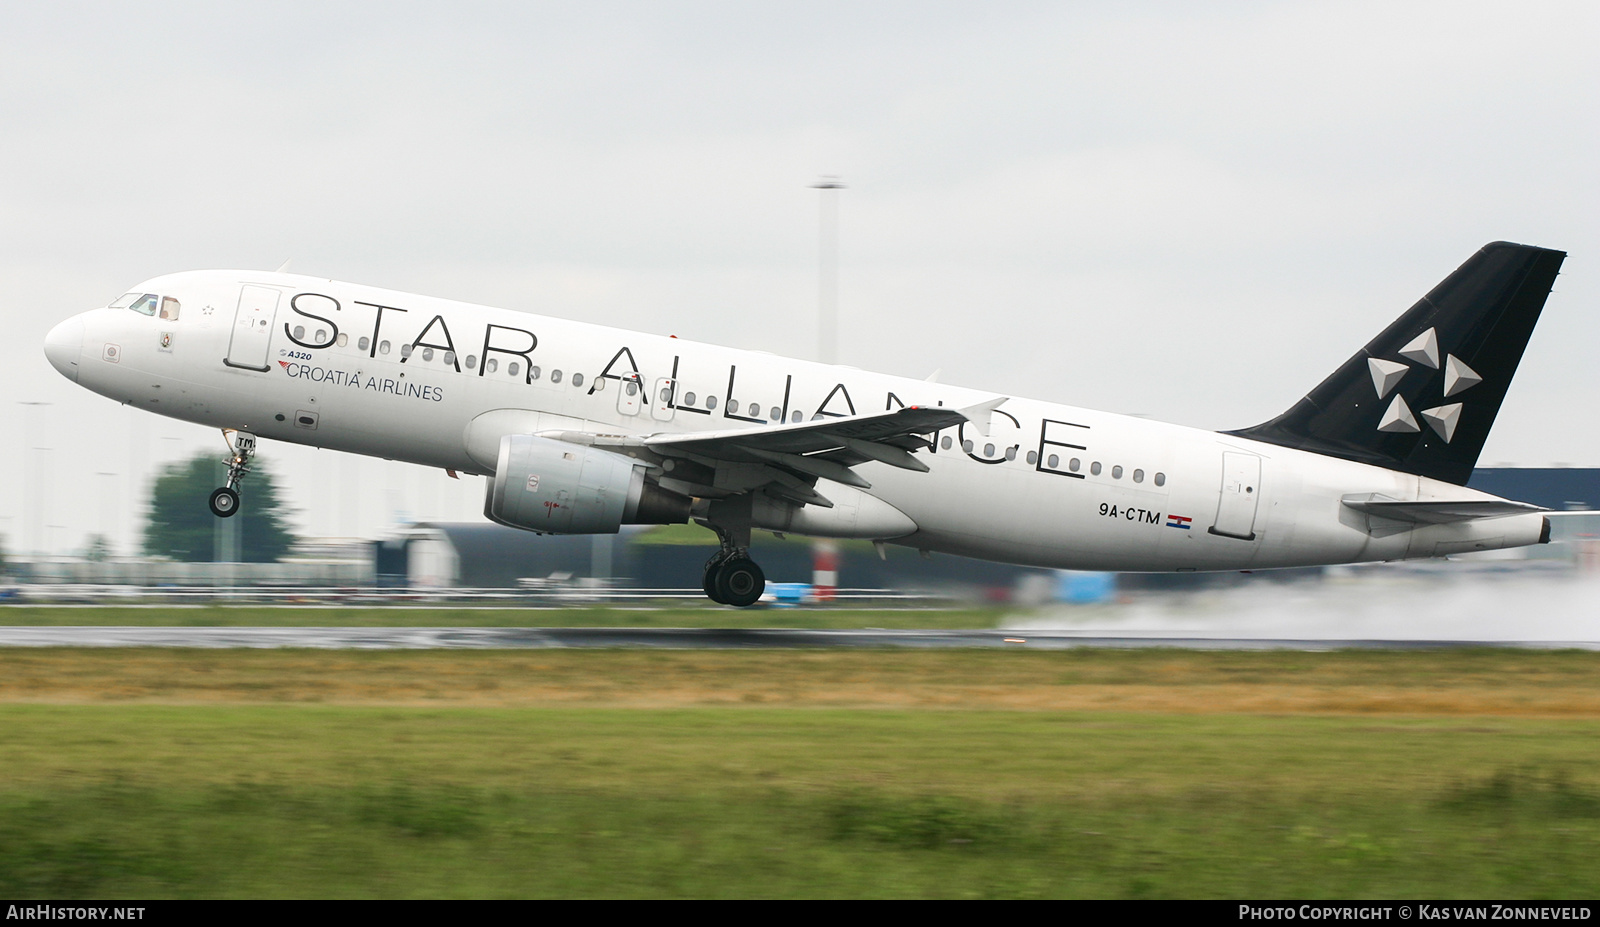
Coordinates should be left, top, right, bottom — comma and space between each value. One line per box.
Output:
3, 648, 1599, 716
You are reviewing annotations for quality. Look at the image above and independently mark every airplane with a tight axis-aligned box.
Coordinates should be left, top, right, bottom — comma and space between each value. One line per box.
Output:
42, 241, 1565, 606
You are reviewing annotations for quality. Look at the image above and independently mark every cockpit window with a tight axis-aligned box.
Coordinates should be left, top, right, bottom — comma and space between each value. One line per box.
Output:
160, 297, 180, 321
120, 294, 159, 316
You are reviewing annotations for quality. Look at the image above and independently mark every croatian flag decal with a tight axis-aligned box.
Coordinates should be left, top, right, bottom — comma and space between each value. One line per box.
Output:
1166, 515, 1193, 530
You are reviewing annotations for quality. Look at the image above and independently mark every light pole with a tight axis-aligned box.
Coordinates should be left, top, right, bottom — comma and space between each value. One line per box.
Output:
810, 176, 846, 365
810, 177, 846, 602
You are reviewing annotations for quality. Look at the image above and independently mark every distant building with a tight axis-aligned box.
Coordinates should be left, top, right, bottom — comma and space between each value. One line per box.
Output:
1468, 468, 1600, 511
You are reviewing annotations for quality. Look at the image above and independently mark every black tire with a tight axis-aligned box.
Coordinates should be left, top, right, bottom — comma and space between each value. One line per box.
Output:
209, 487, 240, 518
702, 553, 728, 604
703, 571, 726, 604
714, 557, 766, 608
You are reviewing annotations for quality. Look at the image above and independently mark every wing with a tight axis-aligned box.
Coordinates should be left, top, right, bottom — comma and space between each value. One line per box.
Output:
540, 397, 1006, 508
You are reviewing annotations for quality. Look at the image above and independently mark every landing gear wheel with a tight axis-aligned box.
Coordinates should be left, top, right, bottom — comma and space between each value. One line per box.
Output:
702, 551, 730, 604
713, 557, 766, 608
209, 487, 240, 518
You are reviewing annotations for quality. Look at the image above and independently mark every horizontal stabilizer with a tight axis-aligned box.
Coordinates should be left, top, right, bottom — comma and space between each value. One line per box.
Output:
1340, 493, 1545, 525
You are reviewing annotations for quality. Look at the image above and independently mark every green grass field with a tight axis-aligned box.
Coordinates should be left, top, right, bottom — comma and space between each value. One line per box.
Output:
1, 646, 1598, 898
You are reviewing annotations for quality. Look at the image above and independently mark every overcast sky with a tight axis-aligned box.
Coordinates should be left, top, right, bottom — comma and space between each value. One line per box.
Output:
2, 1, 1595, 556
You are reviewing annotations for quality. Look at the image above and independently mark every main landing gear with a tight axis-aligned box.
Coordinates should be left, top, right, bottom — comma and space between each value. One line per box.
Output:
702, 525, 766, 608
208, 431, 256, 519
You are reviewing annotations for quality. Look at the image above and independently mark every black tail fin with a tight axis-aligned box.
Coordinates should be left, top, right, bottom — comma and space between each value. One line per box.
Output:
1226, 241, 1565, 485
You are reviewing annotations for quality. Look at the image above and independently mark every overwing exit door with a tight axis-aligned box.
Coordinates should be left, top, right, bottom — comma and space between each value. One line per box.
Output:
617, 373, 643, 416
1210, 451, 1261, 540
225, 285, 281, 371
651, 377, 676, 421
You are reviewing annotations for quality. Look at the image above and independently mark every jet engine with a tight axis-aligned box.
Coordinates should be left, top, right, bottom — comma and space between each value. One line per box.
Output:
484, 434, 691, 534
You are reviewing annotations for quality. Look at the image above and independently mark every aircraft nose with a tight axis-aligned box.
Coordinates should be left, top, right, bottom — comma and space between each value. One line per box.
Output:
44, 315, 85, 383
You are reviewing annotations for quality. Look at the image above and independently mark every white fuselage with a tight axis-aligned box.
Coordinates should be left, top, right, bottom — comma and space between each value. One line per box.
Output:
46, 270, 1544, 571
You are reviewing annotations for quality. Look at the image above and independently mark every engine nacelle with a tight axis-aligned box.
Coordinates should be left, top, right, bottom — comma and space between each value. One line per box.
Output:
484, 434, 690, 534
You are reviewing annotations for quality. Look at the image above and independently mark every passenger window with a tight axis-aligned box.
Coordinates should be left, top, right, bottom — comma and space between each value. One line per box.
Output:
705, 395, 717, 410
159, 297, 180, 320
728, 400, 739, 414
530, 366, 541, 381
683, 391, 696, 406
593, 377, 604, 391
1091, 462, 1102, 476
1112, 465, 1123, 479
1154, 472, 1166, 487
770, 407, 781, 421
487, 358, 498, 373
443, 351, 455, 366
551, 369, 563, 383
379, 340, 391, 355
509, 362, 520, 377
572, 373, 585, 387
1047, 454, 1059, 468
1133, 469, 1144, 483
465, 355, 477, 369
400, 344, 413, 359
983, 443, 995, 456
1069, 458, 1081, 471
128, 294, 158, 316
336, 333, 348, 347
791, 411, 802, 423
962, 440, 974, 453
358, 336, 370, 351
293, 325, 305, 339
421, 347, 434, 361
1026, 450, 1038, 464
942, 436, 953, 450
1005, 447, 1017, 461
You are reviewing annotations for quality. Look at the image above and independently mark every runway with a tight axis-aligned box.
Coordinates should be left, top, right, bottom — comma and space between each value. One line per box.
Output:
0, 626, 1596, 650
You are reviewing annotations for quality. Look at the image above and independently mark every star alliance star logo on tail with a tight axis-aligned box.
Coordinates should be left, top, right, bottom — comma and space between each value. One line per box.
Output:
1367, 327, 1481, 443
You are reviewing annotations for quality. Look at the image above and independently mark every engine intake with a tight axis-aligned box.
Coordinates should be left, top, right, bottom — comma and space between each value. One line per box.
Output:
484, 434, 690, 534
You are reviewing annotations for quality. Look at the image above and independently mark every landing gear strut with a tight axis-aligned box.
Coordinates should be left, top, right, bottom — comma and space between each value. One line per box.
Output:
209, 431, 256, 519
701, 524, 765, 607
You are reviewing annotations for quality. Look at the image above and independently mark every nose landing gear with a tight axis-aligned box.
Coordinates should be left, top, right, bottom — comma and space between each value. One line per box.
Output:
209, 431, 256, 519
701, 525, 766, 607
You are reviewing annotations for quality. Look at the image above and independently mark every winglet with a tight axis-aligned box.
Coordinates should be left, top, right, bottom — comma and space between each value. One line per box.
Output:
956, 397, 1009, 437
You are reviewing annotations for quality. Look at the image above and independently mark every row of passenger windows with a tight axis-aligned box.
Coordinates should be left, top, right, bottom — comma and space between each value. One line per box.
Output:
935, 435, 1166, 485
679, 392, 809, 422
280, 320, 1177, 483
286, 335, 1169, 453
285, 328, 809, 417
